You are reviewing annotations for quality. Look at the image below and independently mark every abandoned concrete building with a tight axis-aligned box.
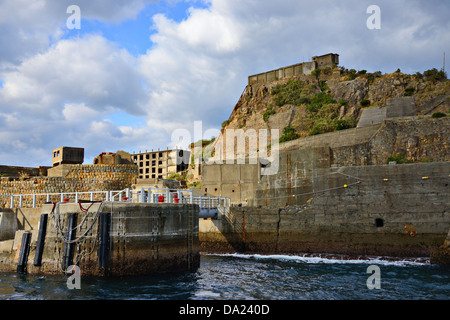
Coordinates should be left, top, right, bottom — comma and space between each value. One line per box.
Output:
132, 148, 190, 181
248, 53, 339, 86
52, 146, 84, 167
93, 150, 134, 165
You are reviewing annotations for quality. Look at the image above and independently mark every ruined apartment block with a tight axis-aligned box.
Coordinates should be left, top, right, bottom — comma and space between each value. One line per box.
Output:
132, 148, 190, 180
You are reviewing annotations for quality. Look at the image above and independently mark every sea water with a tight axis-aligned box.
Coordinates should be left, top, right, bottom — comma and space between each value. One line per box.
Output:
0, 253, 448, 300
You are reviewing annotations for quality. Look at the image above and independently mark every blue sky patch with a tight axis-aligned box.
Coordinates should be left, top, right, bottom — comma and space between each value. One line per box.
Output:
105, 111, 146, 128
60, 1, 210, 56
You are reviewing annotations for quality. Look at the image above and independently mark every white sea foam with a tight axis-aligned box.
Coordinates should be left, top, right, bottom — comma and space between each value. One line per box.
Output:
208, 253, 430, 267
195, 290, 221, 298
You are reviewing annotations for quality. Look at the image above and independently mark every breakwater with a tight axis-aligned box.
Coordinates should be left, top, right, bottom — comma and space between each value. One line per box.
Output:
0, 202, 199, 276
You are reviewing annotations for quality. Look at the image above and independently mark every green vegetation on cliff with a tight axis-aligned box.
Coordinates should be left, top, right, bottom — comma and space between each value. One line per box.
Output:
270, 79, 358, 137
220, 64, 449, 148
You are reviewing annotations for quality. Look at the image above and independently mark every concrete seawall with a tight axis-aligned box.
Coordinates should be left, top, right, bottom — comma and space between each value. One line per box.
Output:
0, 202, 199, 276
200, 162, 450, 259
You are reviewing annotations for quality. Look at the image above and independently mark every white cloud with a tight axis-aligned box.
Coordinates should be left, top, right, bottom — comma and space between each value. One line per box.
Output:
0, 35, 147, 116
0, 0, 448, 167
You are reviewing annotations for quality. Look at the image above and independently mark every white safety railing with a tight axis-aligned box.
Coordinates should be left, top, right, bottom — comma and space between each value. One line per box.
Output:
0, 187, 230, 210
130, 187, 231, 209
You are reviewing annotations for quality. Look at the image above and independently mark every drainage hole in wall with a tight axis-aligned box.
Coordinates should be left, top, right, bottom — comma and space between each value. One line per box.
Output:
375, 218, 384, 227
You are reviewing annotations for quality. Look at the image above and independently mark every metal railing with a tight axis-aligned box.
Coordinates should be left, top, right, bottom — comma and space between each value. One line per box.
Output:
0, 188, 231, 210
130, 187, 231, 209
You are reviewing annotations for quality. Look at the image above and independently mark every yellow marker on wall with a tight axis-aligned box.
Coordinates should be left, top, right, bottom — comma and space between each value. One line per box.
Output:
344, 184, 348, 188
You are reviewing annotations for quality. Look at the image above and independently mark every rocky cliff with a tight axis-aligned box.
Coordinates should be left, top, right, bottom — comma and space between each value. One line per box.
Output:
220, 66, 449, 141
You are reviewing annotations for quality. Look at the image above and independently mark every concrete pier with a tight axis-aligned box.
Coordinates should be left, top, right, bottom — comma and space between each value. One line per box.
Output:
0, 202, 199, 276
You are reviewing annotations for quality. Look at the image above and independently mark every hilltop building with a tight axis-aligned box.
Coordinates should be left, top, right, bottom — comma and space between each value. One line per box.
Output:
248, 53, 339, 86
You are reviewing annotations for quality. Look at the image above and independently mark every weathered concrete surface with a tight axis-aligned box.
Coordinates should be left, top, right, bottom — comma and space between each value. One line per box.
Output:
200, 162, 450, 259
430, 228, 450, 265
0, 209, 17, 241
0, 202, 199, 275
357, 107, 387, 127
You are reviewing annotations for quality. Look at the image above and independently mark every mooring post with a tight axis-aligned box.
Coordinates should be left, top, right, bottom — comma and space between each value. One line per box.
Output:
62, 213, 78, 272
17, 231, 32, 274
34, 214, 48, 267
98, 212, 111, 272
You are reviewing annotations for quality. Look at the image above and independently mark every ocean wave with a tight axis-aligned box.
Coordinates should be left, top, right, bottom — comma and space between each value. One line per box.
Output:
207, 253, 430, 267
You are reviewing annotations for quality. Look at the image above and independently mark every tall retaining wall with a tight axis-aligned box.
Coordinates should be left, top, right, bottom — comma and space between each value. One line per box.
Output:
200, 161, 450, 258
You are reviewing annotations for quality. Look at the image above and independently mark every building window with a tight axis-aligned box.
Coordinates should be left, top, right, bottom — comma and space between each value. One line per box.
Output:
159, 152, 163, 158
179, 150, 183, 157
158, 168, 163, 174
146, 161, 149, 166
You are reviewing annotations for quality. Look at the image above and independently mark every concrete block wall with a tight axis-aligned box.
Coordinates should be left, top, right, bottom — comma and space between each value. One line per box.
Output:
0, 202, 200, 275
386, 96, 416, 117
202, 163, 260, 203
357, 96, 417, 128
357, 107, 387, 127
200, 162, 450, 257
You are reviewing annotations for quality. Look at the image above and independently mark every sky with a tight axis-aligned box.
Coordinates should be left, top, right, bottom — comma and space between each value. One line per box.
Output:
0, 0, 448, 167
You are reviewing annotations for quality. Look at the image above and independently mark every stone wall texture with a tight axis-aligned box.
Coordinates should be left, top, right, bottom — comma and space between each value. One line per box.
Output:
0, 164, 138, 208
